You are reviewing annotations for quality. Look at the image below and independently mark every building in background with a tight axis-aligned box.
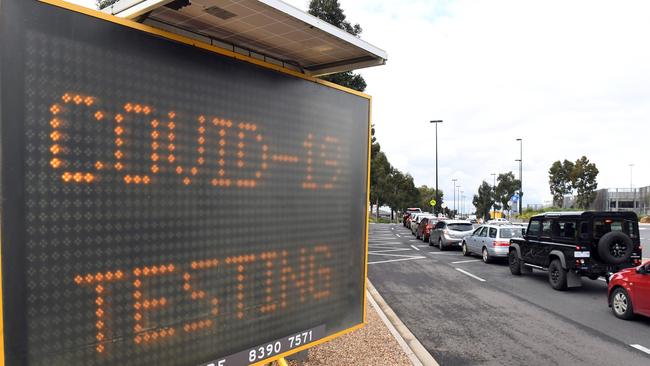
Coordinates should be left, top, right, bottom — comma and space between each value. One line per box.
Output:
563, 186, 650, 216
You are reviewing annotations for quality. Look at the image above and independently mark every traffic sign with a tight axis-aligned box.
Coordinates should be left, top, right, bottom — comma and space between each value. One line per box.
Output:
441, 203, 448, 209
429, 199, 437, 206
511, 194, 520, 202
0, 1, 371, 365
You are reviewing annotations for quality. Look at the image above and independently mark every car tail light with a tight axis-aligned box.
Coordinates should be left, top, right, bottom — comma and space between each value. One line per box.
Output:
576, 246, 581, 251
634, 259, 642, 266
493, 240, 509, 247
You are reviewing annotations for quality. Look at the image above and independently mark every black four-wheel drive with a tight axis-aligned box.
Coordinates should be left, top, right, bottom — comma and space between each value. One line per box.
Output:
509, 211, 643, 290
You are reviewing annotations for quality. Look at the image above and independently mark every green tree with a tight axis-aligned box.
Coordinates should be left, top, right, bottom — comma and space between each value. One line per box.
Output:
417, 186, 444, 214
386, 171, 419, 219
473, 181, 494, 221
495, 172, 521, 213
548, 159, 575, 207
572, 156, 599, 209
308, 0, 367, 92
370, 151, 392, 219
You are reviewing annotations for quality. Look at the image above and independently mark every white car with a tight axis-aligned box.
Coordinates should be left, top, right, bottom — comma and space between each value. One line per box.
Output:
462, 224, 525, 263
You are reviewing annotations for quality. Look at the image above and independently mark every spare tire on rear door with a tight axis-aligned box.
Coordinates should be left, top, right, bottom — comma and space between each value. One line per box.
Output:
597, 231, 633, 265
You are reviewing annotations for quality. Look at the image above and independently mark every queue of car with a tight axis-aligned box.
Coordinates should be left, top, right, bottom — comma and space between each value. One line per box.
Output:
402, 209, 649, 322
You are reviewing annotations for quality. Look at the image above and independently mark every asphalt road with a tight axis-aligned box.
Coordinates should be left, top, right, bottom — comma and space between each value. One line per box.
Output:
368, 223, 650, 366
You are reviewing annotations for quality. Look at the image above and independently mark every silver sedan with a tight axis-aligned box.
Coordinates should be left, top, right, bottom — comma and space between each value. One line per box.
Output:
462, 225, 525, 263
429, 220, 475, 250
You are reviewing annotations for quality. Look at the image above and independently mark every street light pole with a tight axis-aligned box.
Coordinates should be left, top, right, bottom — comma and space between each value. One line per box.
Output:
454, 185, 460, 218
460, 191, 464, 216
491, 173, 496, 219
630, 163, 635, 212
517, 138, 523, 214
430, 120, 443, 215
452, 178, 458, 218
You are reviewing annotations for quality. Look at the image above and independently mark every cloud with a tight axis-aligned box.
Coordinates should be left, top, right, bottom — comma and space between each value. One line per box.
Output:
65, 0, 650, 211
283, 0, 650, 211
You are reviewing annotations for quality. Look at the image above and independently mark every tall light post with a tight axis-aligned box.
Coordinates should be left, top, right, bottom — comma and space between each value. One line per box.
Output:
516, 138, 523, 214
430, 120, 443, 215
491, 173, 497, 219
456, 184, 461, 218
460, 190, 464, 216
630, 163, 635, 212
452, 178, 458, 218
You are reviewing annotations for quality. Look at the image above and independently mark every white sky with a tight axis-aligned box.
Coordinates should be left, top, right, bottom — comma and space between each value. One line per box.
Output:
67, 0, 650, 211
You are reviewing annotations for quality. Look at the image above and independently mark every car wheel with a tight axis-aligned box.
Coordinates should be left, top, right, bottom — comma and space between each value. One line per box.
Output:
610, 287, 634, 320
548, 259, 568, 291
482, 247, 492, 264
438, 239, 445, 251
508, 250, 522, 275
462, 242, 471, 256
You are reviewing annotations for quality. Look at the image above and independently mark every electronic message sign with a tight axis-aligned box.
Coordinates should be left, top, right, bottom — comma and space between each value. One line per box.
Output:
0, 1, 370, 365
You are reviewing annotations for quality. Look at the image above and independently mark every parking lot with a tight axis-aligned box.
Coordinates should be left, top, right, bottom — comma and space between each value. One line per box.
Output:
368, 223, 650, 366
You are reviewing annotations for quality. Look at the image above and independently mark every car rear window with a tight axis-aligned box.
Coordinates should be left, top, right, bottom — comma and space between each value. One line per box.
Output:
499, 228, 525, 239
448, 223, 473, 232
593, 218, 639, 239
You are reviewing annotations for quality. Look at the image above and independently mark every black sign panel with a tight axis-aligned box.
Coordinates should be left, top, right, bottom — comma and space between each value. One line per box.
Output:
0, 1, 370, 365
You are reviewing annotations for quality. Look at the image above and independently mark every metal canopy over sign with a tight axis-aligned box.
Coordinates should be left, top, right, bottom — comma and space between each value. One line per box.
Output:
0, 1, 372, 365
101, 0, 388, 76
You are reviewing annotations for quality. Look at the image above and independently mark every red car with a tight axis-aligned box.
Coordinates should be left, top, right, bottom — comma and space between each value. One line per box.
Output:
416, 217, 439, 242
608, 261, 650, 320
403, 208, 422, 227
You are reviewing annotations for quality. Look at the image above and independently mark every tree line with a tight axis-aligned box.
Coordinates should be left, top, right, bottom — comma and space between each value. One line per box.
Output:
549, 156, 599, 208
472, 172, 521, 221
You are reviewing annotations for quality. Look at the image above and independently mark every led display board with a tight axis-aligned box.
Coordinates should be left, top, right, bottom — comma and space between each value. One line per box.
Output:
0, 1, 371, 365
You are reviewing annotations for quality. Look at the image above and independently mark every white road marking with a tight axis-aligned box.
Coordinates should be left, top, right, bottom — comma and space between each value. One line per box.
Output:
368, 257, 427, 265
630, 344, 650, 355
410, 245, 420, 251
451, 260, 481, 264
396, 234, 401, 237
598, 278, 607, 282
370, 252, 424, 258
369, 248, 412, 254
409, 240, 420, 242
455, 268, 487, 282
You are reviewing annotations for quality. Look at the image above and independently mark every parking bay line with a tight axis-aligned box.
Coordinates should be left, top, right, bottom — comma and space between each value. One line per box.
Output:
630, 344, 650, 355
368, 256, 427, 265
369, 248, 413, 254
455, 268, 487, 282
451, 259, 481, 264
410, 245, 420, 251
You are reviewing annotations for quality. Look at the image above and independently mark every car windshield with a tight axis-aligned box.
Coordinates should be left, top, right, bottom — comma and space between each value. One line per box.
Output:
593, 218, 638, 239
448, 223, 473, 232
499, 228, 525, 238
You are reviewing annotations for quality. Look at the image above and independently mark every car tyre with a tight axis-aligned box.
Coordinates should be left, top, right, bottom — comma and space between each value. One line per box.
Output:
610, 287, 635, 320
438, 239, 446, 251
462, 242, 471, 256
482, 247, 492, 264
508, 250, 521, 275
548, 259, 568, 291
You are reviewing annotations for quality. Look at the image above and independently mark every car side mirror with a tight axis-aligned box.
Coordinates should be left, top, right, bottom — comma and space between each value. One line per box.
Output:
638, 266, 649, 275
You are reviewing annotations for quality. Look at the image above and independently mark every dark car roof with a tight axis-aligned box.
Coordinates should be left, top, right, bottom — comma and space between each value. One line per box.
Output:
531, 211, 638, 220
